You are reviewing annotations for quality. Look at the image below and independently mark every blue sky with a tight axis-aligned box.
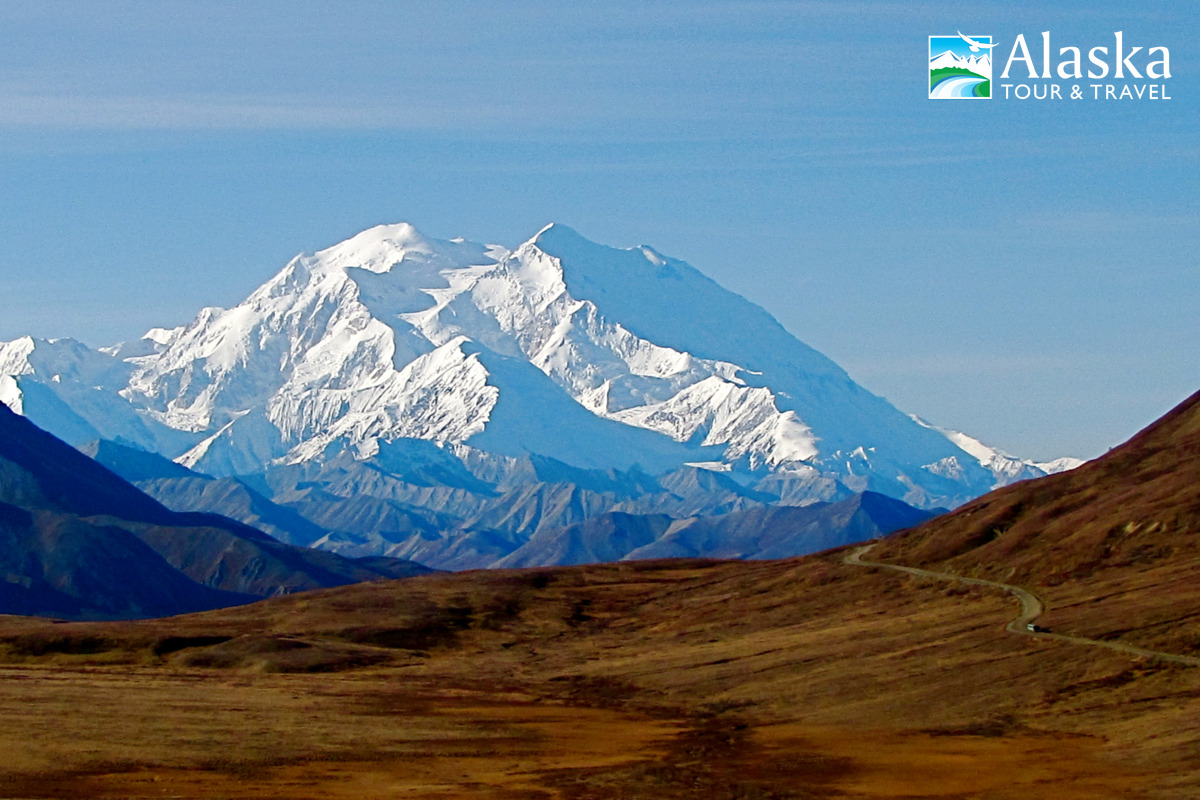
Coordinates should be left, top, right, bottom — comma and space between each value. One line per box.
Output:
0, 1, 1196, 461
930, 34, 993, 61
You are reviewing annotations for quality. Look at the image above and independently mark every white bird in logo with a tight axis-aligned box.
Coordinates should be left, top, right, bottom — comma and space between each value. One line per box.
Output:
957, 31, 997, 52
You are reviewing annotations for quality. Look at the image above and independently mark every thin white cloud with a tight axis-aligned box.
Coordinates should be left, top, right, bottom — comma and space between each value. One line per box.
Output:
0, 89, 557, 130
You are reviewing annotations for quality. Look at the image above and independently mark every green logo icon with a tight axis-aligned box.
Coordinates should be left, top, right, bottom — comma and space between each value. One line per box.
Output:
930, 32, 995, 99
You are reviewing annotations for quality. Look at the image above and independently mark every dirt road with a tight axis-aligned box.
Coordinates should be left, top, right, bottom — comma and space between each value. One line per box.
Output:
845, 542, 1200, 667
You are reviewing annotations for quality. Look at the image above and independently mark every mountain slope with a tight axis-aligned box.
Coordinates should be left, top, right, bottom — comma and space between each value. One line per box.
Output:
0, 501, 252, 620
81, 439, 333, 547
871, 388, 1200, 655
875, 388, 1200, 582
495, 491, 936, 567
623, 491, 936, 561
492, 512, 675, 568
0, 402, 430, 618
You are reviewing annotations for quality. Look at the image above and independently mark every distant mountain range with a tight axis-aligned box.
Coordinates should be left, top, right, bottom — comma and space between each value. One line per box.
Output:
0, 402, 430, 620
1, 222, 1079, 569
0, 400, 939, 617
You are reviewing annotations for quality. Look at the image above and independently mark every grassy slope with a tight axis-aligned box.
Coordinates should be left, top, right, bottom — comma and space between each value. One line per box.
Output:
0, 390, 1197, 797
873, 389, 1200, 655
930, 65, 985, 87
0, 551, 1196, 798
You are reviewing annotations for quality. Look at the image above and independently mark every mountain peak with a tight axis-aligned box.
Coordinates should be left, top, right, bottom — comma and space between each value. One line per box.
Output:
529, 225, 675, 274
314, 221, 438, 274
531, 221, 574, 235
527, 222, 591, 253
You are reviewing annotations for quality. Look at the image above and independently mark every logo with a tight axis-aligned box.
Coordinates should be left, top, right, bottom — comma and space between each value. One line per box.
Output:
930, 32, 995, 99
998, 32, 1171, 101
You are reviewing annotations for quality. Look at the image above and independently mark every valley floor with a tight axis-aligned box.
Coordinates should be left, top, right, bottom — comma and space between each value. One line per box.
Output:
0, 550, 1196, 799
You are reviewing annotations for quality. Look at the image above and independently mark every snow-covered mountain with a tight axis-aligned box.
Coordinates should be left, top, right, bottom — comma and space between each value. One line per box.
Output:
1, 222, 1077, 521
930, 50, 991, 78
910, 415, 1084, 485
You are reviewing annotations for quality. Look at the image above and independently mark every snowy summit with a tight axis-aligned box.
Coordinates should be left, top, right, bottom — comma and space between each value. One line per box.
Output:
1, 222, 1077, 510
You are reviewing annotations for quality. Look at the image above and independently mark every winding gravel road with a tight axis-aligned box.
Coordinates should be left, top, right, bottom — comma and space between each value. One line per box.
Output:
845, 542, 1200, 668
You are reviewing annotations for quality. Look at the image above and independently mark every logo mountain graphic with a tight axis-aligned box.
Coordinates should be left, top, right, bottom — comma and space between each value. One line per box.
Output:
929, 33, 994, 99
